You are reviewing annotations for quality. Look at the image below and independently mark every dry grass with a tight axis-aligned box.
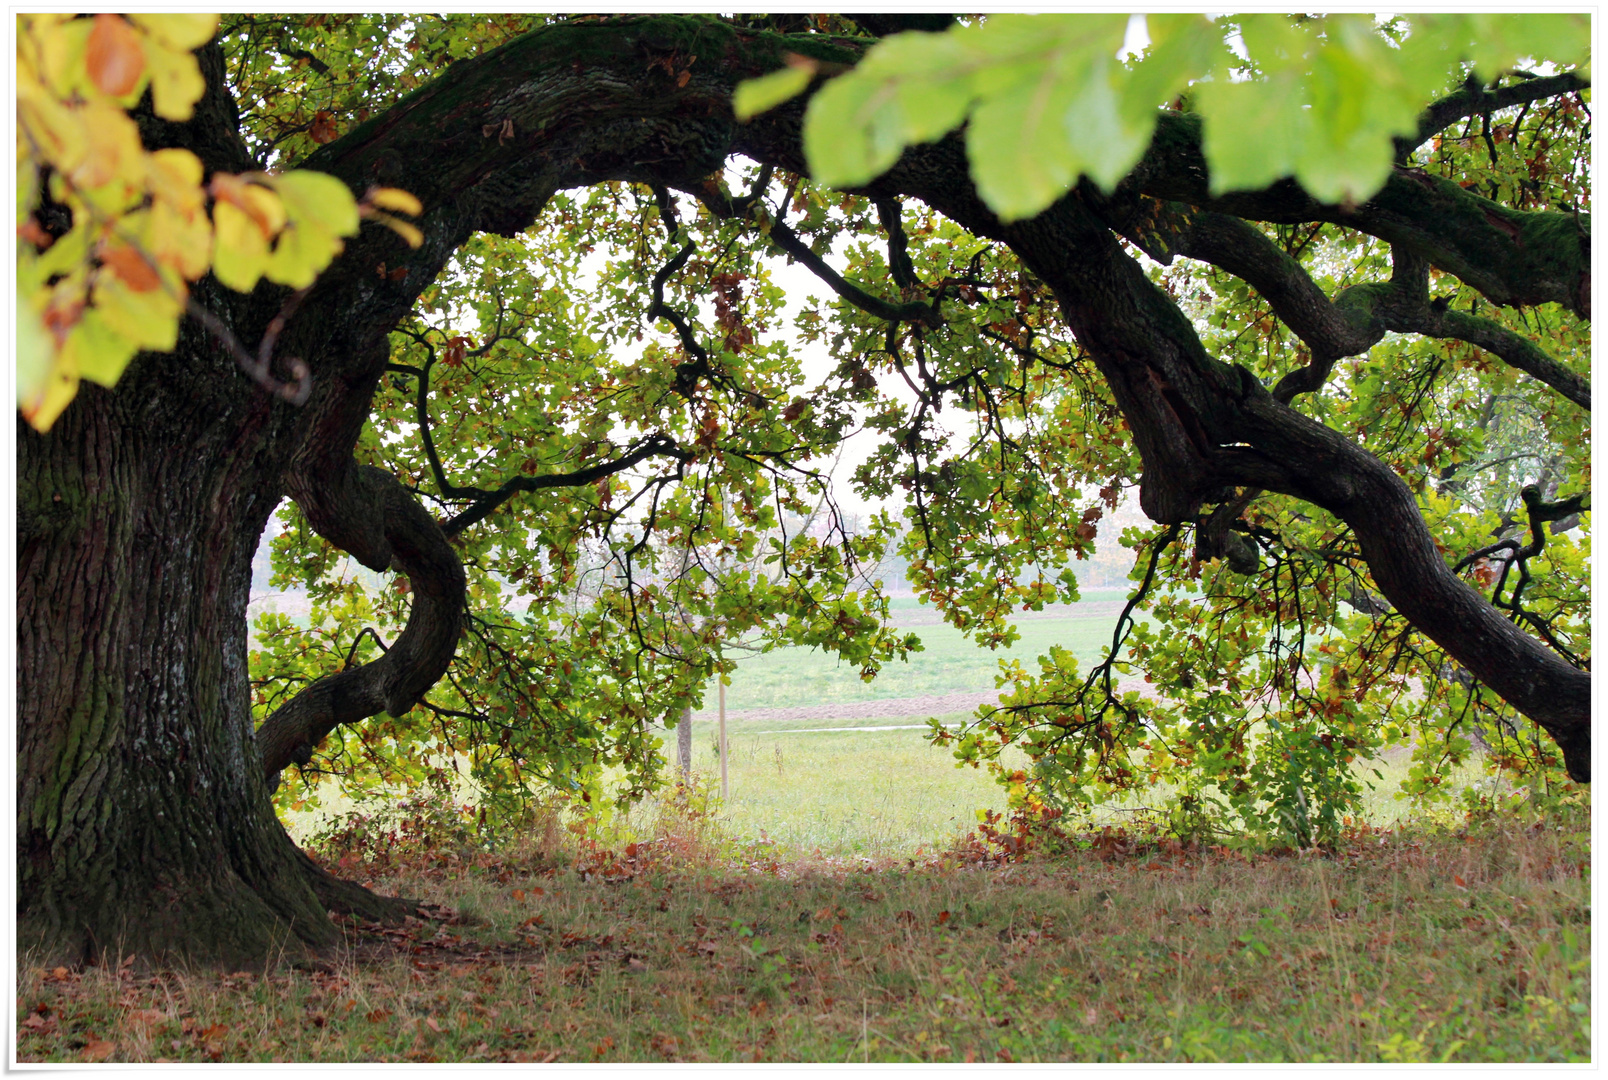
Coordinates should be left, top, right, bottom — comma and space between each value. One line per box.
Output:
17, 802, 1589, 1063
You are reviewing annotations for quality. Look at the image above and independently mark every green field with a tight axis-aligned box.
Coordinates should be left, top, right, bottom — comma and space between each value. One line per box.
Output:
654, 719, 1020, 858
704, 589, 1133, 715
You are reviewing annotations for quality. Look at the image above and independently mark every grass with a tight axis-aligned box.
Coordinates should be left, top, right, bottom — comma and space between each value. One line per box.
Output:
706, 591, 1134, 712
17, 803, 1589, 1063
103, 587, 1583, 1062
655, 716, 1025, 858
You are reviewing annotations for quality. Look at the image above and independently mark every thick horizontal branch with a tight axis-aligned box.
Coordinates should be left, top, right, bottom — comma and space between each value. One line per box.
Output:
1105, 198, 1590, 410
1400, 71, 1591, 161
1134, 111, 1590, 321
1413, 307, 1591, 410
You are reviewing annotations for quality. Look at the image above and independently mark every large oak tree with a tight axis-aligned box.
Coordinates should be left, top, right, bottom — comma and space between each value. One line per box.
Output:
18, 14, 1589, 964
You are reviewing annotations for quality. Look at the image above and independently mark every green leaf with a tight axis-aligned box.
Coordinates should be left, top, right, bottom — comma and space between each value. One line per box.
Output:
803, 72, 907, 189
803, 29, 974, 189
266, 170, 359, 285
265, 214, 346, 288
962, 17, 1139, 219
1121, 14, 1224, 123
733, 64, 813, 121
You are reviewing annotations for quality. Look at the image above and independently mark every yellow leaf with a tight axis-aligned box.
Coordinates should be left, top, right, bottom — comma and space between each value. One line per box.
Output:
375, 214, 424, 248
19, 357, 79, 433
16, 287, 53, 412
66, 100, 143, 190
270, 171, 359, 236
146, 148, 206, 213
368, 187, 423, 216
144, 200, 214, 279
16, 93, 88, 175
210, 173, 287, 237
66, 307, 140, 388
93, 266, 184, 351
211, 199, 272, 293
141, 37, 208, 121
128, 13, 219, 52
32, 15, 93, 99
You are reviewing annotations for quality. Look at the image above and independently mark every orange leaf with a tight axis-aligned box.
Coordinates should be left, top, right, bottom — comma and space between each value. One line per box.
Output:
18, 219, 54, 250
100, 243, 161, 292
43, 299, 86, 346
82, 1040, 117, 1062
209, 173, 285, 239
310, 110, 338, 144
512, 888, 526, 901
936, 910, 951, 925
86, 15, 146, 97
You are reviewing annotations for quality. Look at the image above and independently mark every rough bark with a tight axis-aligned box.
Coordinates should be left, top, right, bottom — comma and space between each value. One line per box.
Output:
15, 19, 837, 965
16, 308, 335, 966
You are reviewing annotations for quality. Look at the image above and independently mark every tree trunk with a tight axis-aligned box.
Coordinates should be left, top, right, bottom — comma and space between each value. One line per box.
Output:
677, 704, 693, 778
17, 350, 325, 966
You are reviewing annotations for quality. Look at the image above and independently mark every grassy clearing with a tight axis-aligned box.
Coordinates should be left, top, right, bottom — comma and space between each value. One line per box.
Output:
643, 711, 1488, 862
657, 717, 1024, 858
709, 593, 1133, 712
17, 805, 1588, 1063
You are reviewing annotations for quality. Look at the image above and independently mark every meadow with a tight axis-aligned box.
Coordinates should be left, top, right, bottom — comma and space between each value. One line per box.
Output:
19, 589, 1590, 1063
705, 590, 1133, 712
16, 799, 1589, 1063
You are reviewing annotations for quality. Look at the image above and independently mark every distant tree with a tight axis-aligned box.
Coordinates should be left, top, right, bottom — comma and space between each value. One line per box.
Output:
17, 13, 1588, 964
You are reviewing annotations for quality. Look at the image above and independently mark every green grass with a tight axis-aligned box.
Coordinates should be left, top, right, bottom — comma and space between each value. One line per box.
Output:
654, 716, 1025, 858
709, 592, 1134, 712
18, 806, 1589, 1063
194, 586, 1591, 1063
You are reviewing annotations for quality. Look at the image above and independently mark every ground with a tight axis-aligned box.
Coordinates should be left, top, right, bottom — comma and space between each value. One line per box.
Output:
16, 804, 1589, 1063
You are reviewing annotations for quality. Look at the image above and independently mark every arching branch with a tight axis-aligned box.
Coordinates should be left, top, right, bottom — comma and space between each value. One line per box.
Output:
1104, 200, 1590, 409
256, 464, 465, 785
1399, 70, 1590, 161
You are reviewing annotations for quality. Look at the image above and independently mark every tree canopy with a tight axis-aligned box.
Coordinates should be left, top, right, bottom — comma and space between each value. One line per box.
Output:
15, 12, 1591, 963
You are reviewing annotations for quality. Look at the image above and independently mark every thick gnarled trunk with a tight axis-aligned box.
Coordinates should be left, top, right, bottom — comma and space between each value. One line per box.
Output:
16, 364, 339, 966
